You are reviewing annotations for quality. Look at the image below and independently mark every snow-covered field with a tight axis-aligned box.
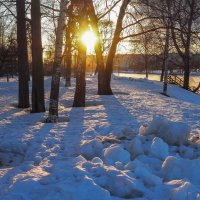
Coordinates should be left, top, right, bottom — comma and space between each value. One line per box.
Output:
0, 76, 200, 200
114, 73, 200, 88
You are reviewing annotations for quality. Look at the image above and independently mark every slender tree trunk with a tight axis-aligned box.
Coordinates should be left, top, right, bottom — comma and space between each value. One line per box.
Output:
65, 27, 72, 87
47, 0, 68, 122
74, 52, 78, 78
163, 26, 170, 95
182, 0, 194, 90
105, 43, 117, 95
160, 55, 165, 82
183, 56, 190, 89
73, 7, 87, 107
86, 0, 107, 95
145, 54, 148, 79
65, 4, 73, 87
144, 36, 148, 79
16, 0, 30, 108
183, 29, 191, 90
31, 0, 45, 113
105, 0, 130, 95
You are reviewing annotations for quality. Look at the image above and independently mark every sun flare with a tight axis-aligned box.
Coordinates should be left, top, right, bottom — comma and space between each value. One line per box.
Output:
81, 31, 97, 51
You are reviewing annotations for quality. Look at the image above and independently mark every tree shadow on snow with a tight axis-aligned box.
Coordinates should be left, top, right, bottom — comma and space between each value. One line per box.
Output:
99, 92, 140, 134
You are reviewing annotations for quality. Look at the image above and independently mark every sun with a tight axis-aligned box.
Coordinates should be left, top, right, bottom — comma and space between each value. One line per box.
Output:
81, 30, 97, 52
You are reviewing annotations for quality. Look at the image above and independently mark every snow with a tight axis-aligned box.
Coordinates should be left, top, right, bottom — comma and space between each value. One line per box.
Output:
103, 145, 130, 165
126, 137, 144, 159
80, 138, 103, 160
0, 75, 200, 200
162, 156, 200, 185
143, 116, 191, 145
150, 137, 169, 160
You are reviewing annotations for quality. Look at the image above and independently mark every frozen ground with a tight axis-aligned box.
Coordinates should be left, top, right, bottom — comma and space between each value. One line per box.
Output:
0, 75, 200, 200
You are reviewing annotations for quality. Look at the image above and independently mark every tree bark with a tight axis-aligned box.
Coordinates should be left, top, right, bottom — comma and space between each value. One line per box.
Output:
183, 56, 190, 89
47, 0, 68, 122
65, 4, 73, 87
169, 0, 195, 90
65, 26, 72, 87
105, 0, 130, 95
16, 0, 30, 108
163, 26, 170, 95
86, 0, 107, 95
73, 6, 87, 107
31, 0, 45, 113
144, 35, 149, 79
144, 53, 148, 79
160, 58, 165, 82
65, 38, 72, 87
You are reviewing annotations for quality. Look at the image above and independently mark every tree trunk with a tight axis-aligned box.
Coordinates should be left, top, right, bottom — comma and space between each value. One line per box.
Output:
145, 54, 148, 79
105, 0, 130, 95
163, 26, 170, 95
47, 0, 68, 122
86, 0, 107, 95
65, 5, 73, 87
73, 8, 87, 107
144, 36, 148, 79
65, 51, 72, 87
16, 0, 30, 108
73, 45, 86, 107
65, 27, 72, 87
160, 57, 165, 82
31, 0, 45, 113
183, 57, 190, 90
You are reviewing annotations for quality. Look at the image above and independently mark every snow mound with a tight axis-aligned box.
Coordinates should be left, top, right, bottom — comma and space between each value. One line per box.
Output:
143, 116, 190, 145
91, 157, 103, 164
150, 137, 169, 160
125, 159, 162, 187
167, 180, 200, 200
71, 155, 87, 165
162, 156, 200, 185
178, 145, 194, 159
78, 160, 145, 198
80, 139, 103, 160
72, 176, 111, 200
121, 127, 136, 139
134, 166, 162, 187
126, 137, 144, 159
102, 169, 144, 198
103, 145, 130, 165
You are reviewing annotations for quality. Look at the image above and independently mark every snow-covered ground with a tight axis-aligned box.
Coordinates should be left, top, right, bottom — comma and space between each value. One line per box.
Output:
0, 76, 200, 200
114, 73, 200, 88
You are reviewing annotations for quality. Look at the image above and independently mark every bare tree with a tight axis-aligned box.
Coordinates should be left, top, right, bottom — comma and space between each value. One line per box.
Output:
31, 0, 45, 112
73, 1, 87, 107
16, 0, 30, 108
104, 0, 131, 95
86, 0, 107, 95
64, 3, 73, 87
46, 0, 68, 122
170, 0, 200, 89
